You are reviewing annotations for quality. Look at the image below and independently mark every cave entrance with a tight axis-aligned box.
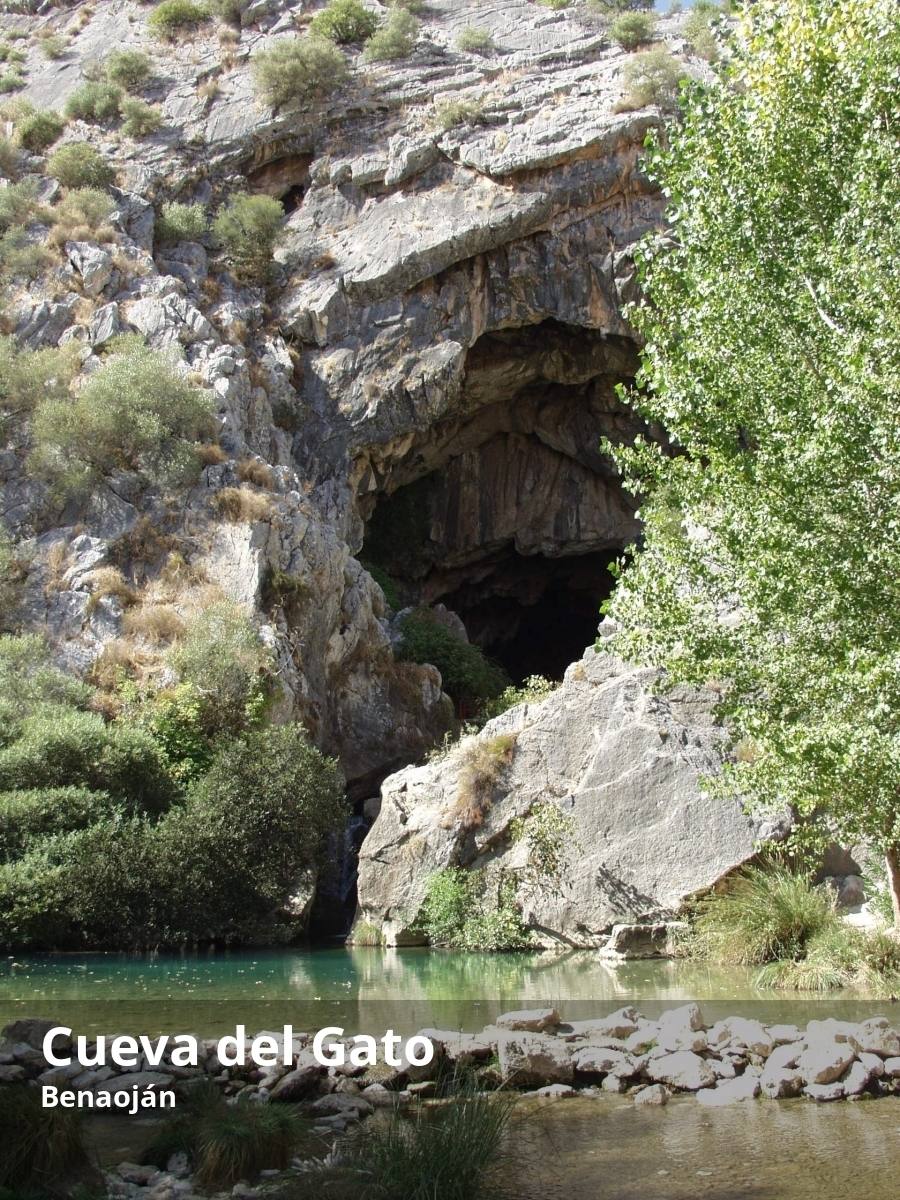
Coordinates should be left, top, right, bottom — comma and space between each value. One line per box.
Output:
437, 549, 619, 683
359, 320, 643, 687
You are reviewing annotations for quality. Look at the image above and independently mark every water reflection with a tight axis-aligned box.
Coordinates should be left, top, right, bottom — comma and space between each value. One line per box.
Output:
1, 948, 895, 1037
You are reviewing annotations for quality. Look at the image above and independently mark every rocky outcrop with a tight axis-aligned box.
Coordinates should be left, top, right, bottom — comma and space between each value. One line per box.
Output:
357, 634, 771, 947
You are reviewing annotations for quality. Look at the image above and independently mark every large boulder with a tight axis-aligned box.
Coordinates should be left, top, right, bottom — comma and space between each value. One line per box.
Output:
357, 643, 765, 946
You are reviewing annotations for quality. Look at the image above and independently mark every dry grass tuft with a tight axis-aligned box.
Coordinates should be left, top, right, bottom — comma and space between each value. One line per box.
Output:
236, 457, 274, 488
122, 603, 185, 645
450, 732, 517, 830
83, 566, 137, 613
197, 441, 228, 466
214, 486, 274, 524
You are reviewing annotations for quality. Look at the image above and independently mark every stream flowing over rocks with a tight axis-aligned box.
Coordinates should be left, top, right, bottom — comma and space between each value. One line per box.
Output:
5, 1005, 900, 1199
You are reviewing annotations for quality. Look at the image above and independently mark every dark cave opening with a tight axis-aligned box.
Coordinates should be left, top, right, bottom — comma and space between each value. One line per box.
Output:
438, 550, 619, 683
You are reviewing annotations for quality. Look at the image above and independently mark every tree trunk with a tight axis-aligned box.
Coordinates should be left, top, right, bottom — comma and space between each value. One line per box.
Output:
885, 846, 900, 930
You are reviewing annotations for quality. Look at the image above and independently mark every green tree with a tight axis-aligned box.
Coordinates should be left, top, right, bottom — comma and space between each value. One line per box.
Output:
604, 0, 900, 923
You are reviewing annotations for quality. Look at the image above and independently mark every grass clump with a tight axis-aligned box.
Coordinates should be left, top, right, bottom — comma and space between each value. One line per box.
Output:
757, 925, 900, 996
157, 200, 208, 243
683, 862, 836, 965
30, 341, 213, 499
251, 36, 348, 108
310, 0, 378, 44
0, 228, 52, 282
212, 193, 283, 282
148, 0, 210, 39
0, 71, 25, 96
362, 8, 418, 62
143, 1083, 300, 1187
213, 485, 274, 523
456, 26, 494, 53
397, 608, 508, 710
38, 34, 68, 60
614, 47, 685, 112
610, 10, 655, 49
47, 141, 115, 188
121, 97, 163, 138
454, 732, 516, 830
0, 1084, 99, 1195
105, 48, 154, 90
0, 336, 76, 436
341, 1089, 514, 1199
65, 80, 123, 122
434, 98, 486, 131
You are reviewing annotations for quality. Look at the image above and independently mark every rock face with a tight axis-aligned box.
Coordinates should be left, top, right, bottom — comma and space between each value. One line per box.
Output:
0, 0, 703, 795
357, 639, 764, 947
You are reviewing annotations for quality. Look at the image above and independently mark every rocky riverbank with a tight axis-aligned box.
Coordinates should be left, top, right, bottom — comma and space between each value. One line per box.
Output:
5, 1005, 900, 1198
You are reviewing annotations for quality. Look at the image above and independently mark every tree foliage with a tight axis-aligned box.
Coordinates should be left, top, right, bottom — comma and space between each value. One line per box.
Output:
30, 341, 213, 498
604, 0, 900, 920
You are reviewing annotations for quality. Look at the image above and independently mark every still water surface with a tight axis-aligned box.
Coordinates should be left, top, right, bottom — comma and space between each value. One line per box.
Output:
2, 947, 896, 1036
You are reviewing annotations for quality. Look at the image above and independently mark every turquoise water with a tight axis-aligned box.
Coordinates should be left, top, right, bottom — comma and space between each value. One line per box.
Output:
1, 948, 895, 1038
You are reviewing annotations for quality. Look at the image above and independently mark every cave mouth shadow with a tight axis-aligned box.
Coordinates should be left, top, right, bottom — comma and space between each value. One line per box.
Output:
437, 549, 620, 683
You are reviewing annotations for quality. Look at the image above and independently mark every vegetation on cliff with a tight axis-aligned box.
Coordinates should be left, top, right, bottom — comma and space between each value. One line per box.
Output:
605, 0, 900, 924
0, 630, 345, 950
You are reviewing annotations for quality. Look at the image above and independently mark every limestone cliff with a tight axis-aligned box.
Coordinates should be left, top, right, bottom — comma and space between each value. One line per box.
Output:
0, 0, 757, 937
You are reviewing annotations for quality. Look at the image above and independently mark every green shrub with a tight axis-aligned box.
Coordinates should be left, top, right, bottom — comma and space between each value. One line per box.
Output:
47, 141, 115, 188
0, 336, 75, 437
419, 867, 531, 951
0, 532, 21, 628
310, 0, 378, 44
105, 48, 154, 90
386, 0, 423, 8
144, 1085, 301, 1186
0, 786, 119, 861
0, 179, 39, 231
683, 7, 721, 62
359, 560, 401, 610
540, 0, 570, 8
251, 36, 348, 108
683, 863, 838, 966
397, 608, 509, 708
0, 707, 176, 814
15, 105, 65, 152
121, 97, 162, 137
0, 227, 52, 282
434, 98, 486, 131
0, 134, 17, 176
64, 80, 123, 122
455, 26, 494, 53
0, 851, 71, 948
30, 341, 213, 498
148, 0, 210, 39
588, 0, 654, 12
209, 0, 247, 22
157, 723, 345, 941
38, 34, 68, 60
171, 601, 271, 735
344, 1089, 513, 1199
51, 186, 115, 237
157, 200, 208, 243
362, 9, 418, 61
615, 46, 686, 111
0, 633, 92, 740
0, 1085, 99, 1194
212, 192, 283, 282
479, 675, 555, 723
610, 11, 655, 49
